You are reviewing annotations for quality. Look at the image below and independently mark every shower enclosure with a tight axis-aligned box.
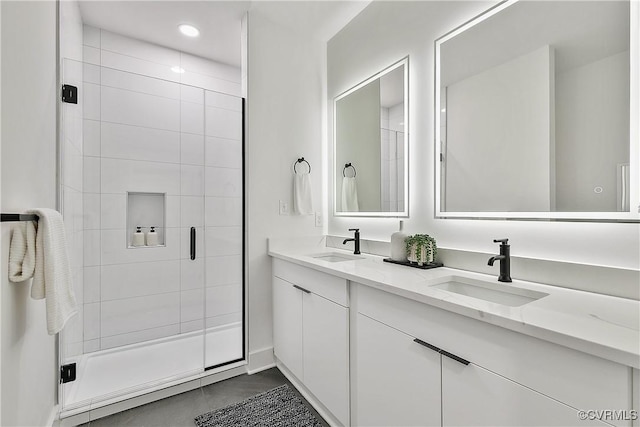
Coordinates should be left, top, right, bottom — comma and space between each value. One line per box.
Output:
58, 28, 245, 415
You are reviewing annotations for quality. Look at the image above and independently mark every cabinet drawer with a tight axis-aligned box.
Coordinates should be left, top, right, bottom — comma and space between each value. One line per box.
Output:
273, 259, 348, 307
357, 284, 632, 420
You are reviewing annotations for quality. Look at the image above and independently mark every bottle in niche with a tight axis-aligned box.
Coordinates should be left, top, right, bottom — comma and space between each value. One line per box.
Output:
132, 226, 145, 247
146, 226, 159, 246
390, 220, 408, 262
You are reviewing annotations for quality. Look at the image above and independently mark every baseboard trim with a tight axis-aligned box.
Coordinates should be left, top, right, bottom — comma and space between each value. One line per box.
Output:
247, 346, 274, 373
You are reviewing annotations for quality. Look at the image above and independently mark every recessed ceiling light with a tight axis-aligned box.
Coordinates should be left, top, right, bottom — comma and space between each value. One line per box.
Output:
178, 24, 200, 37
171, 66, 185, 74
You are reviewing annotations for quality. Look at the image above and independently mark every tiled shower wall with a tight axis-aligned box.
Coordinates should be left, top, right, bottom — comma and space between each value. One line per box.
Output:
80, 26, 242, 353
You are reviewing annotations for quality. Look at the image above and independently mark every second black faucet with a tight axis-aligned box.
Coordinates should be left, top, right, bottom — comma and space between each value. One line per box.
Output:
488, 238, 512, 282
343, 228, 361, 255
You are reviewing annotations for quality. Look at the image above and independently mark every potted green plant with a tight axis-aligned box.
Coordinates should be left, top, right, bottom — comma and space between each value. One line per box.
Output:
405, 234, 437, 266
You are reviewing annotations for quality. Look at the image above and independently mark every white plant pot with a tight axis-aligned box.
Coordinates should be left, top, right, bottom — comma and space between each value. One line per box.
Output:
407, 243, 434, 265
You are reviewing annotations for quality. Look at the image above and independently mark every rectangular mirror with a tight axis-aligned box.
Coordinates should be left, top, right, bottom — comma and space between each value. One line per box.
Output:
334, 57, 409, 217
435, 0, 639, 221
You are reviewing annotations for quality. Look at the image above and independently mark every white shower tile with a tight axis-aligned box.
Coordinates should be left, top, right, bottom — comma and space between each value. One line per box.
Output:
205, 91, 242, 112
83, 63, 100, 84
101, 67, 180, 99
64, 305, 83, 344
205, 197, 242, 227
181, 196, 204, 227
180, 85, 204, 104
180, 289, 205, 322
100, 194, 126, 229
83, 339, 101, 354
181, 71, 241, 97
205, 227, 242, 256
205, 137, 242, 169
101, 122, 180, 164
205, 312, 242, 329
83, 119, 101, 157
66, 342, 83, 359
84, 266, 101, 304
166, 196, 180, 228
205, 167, 242, 197
180, 227, 204, 260
101, 50, 178, 83
83, 193, 101, 230
181, 133, 205, 166
206, 284, 242, 318
101, 228, 181, 265
83, 157, 100, 193
83, 25, 100, 48
101, 158, 181, 195
205, 255, 242, 287
83, 46, 100, 65
84, 230, 101, 266
181, 165, 204, 196
181, 53, 240, 82
101, 30, 180, 66
84, 302, 101, 340
180, 320, 204, 334
205, 106, 242, 140
101, 292, 180, 337
180, 102, 204, 135
180, 258, 205, 290
101, 260, 180, 301
101, 86, 180, 131
84, 83, 100, 120
100, 324, 180, 350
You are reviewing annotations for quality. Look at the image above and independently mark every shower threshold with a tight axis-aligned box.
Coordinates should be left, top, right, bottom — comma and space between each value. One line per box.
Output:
62, 322, 243, 413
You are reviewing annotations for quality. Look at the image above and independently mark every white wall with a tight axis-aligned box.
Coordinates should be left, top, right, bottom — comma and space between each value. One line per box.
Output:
0, 1, 58, 425
327, 2, 640, 289
555, 51, 630, 212
246, 11, 325, 370
445, 45, 553, 212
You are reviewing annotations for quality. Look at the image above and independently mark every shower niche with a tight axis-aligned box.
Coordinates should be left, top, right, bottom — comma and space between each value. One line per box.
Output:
127, 192, 166, 248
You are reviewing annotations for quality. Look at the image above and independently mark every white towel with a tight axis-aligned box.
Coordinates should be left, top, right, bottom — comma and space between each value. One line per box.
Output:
341, 177, 360, 212
9, 221, 37, 282
293, 172, 313, 215
23, 209, 77, 335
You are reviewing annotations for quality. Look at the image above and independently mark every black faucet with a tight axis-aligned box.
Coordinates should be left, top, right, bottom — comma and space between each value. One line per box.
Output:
343, 228, 361, 255
488, 238, 512, 283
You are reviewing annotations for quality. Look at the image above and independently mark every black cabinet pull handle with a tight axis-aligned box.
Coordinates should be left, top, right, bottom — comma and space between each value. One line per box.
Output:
441, 350, 470, 366
413, 338, 470, 366
293, 284, 311, 294
413, 338, 441, 353
190, 227, 196, 260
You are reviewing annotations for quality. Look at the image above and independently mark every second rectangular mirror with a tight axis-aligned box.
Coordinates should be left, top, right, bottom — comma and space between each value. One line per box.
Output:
334, 57, 409, 217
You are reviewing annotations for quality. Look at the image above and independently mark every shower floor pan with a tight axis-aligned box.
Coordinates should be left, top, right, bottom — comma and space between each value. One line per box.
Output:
63, 322, 243, 411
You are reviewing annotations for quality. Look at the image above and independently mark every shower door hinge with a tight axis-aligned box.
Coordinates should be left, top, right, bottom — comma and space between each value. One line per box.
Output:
61, 84, 78, 104
60, 363, 76, 383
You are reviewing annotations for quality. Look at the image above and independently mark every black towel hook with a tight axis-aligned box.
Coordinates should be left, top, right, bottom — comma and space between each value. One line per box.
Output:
343, 163, 357, 177
293, 157, 311, 174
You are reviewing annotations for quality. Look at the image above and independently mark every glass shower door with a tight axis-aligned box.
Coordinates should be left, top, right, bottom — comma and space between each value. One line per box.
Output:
202, 91, 244, 369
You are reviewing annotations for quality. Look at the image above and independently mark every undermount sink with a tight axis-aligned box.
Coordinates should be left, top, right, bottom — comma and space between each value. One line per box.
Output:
430, 276, 548, 307
310, 252, 364, 262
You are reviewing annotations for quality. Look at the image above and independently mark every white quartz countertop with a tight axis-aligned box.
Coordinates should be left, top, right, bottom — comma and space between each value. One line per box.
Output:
268, 238, 640, 369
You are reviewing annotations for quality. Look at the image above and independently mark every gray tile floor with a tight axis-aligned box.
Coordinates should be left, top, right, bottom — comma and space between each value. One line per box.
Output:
82, 368, 329, 427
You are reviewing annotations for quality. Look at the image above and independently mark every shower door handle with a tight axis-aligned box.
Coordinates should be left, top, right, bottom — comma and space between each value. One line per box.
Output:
190, 227, 196, 260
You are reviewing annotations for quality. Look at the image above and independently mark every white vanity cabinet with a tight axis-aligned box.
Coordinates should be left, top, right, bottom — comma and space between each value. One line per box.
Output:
354, 284, 632, 427
272, 259, 350, 426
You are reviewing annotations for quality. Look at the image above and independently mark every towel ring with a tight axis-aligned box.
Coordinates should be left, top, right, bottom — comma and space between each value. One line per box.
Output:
343, 163, 357, 178
294, 157, 311, 174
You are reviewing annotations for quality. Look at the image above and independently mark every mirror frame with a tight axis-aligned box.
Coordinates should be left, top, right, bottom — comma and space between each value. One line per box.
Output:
333, 56, 410, 218
434, 0, 640, 222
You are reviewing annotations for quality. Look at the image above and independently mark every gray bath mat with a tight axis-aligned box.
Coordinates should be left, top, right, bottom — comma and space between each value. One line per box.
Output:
194, 384, 323, 427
